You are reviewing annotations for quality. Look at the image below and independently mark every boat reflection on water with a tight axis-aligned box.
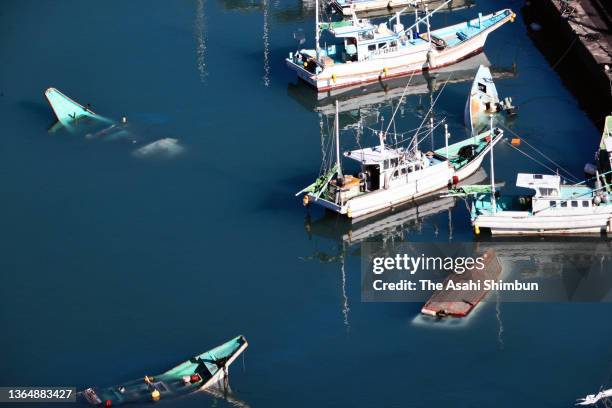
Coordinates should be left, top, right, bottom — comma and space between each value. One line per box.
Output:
301, 168, 488, 329
204, 383, 251, 408
288, 52, 517, 116
474, 238, 612, 302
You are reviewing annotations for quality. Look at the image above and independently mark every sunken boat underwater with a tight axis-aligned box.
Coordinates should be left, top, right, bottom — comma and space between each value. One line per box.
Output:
297, 101, 503, 219
286, 0, 514, 92
470, 116, 612, 235
79, 335, 248, 406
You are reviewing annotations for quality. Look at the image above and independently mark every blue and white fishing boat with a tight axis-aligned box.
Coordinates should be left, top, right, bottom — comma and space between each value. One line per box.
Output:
330, 0, 474, 18
470, 117, 612, 235
286, 0, 514, 92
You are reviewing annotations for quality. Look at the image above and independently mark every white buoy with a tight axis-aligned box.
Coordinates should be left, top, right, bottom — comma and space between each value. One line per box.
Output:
121, 116, 127, 124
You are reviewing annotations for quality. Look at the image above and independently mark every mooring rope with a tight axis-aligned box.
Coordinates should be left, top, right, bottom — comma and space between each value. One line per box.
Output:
500, 124, 581, 183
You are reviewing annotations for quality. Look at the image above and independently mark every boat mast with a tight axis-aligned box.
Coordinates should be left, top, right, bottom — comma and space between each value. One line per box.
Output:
429, 116, 434, 150
444, 123, 449, 158
489, 114, 496, 213
335, 100, 343, 179
425, 5, 431, 48
315, 0, 321, 59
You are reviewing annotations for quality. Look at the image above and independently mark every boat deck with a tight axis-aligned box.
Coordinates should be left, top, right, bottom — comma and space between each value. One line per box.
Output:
421, 249, 502, 317
435, 130, 495, 170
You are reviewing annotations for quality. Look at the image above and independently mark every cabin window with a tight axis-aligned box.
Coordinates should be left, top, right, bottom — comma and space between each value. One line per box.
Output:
582, 201, 590, 207
393, 170, 399, 179
560, 201, 568, 208
359, 31, 374, 40
401, 167, 407, 175
390, 158, 398, 167
534, 174, 544, 179
390, 41, 397, 47
415, 164, 422, 171
549, 201, 556, 208
378, 42, 387, 49
368, 44, 376, 51
571, 201, 578, 207
539, 188, 556, 196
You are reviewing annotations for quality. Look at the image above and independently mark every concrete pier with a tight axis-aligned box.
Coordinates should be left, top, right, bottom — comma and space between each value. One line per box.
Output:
523, 0, 612, 126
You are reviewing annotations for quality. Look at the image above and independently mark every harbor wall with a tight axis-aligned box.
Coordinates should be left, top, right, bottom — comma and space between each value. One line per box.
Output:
521, 0, 612, 127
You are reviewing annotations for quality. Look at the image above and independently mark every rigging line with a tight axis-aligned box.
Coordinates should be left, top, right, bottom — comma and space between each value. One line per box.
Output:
414, 118, 446, 149
551, 35, 578, 70
504, 140, 580, 183
384, 72, 417, 137
388, 118, 447, 147
409, 74, 453, 150
500, 124, 580, 182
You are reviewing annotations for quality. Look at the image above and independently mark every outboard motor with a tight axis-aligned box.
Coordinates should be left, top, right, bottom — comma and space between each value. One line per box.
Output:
500, 96, 517, 116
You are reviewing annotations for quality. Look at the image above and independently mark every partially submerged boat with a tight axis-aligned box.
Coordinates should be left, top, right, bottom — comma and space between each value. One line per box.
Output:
297, 100, 503, 219
79, 336, 248, 406
44, 87, 183, 158
421, 248, 501, 318
286, 0, 514, 92
45, 87, 115, 133
464, 65, 516, 134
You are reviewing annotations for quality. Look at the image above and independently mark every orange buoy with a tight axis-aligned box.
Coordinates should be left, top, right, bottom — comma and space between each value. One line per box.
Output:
511, 138, 521, 146
303, 195, 310, 206
151, 390, 160, 402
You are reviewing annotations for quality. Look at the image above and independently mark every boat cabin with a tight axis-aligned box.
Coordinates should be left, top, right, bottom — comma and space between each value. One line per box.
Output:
343, 145, 444, 192
320, 20, 408, 64
516, 173, 597, 212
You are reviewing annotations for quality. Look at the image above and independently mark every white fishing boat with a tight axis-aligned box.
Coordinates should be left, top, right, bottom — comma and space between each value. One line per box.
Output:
464, 64, 516, 134
330, 0, 473, 18
297, 99, 503, 219
470, 118, 612, 235
286, 0, 515, 92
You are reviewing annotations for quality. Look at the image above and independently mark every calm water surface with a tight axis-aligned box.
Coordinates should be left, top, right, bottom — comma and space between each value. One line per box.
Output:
1, 1, 611, 407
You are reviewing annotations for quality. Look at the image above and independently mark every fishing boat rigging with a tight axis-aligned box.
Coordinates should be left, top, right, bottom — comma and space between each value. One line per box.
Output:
287, 0, 515, 92
466, 116, 612, 235
297, 78, 503, 219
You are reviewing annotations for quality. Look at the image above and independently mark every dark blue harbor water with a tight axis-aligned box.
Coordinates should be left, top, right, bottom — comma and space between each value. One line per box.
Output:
1, 1, 611, 407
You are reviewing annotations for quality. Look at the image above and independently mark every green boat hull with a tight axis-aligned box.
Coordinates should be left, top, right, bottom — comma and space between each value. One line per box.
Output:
80, 335, 248, 406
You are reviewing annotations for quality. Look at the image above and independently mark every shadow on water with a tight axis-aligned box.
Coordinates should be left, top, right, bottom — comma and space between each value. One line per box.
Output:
520, 2, 612, 128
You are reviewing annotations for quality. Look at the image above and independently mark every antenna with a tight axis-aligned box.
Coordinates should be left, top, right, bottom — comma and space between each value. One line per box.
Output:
335, 100, 343, 180
315, 0, 320, 58
489, 114, 496, 214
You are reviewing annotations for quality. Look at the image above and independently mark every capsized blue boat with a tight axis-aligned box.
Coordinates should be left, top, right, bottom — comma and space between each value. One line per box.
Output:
79, 335, 248, 406
44, 87, 113, 129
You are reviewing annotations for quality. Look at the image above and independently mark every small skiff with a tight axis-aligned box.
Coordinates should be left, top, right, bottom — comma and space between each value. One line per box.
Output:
79, 335, 248, 406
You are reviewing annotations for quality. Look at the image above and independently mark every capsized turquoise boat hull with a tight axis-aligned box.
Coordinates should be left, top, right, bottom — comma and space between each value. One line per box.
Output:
79, 335, 248, 406
44, 87, 113, 130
